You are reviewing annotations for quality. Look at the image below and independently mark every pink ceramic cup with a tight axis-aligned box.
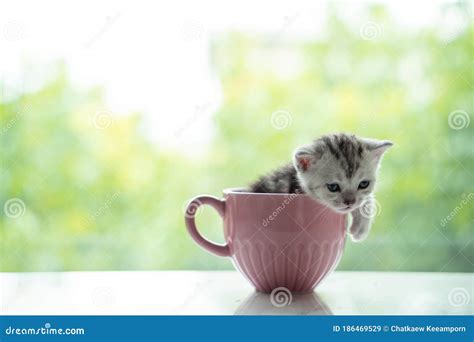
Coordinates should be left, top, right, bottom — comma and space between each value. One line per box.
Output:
185, 188, 347, 293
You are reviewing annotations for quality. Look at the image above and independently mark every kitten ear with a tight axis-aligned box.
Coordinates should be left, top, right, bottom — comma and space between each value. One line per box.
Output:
363, 139, 393, 162
293, 144, 323, 172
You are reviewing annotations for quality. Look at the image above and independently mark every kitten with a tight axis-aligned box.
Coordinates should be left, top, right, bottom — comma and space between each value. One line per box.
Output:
249, 133, 392, 242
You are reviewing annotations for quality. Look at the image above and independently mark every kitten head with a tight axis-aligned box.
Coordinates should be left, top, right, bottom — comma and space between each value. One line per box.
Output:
293, 133, 392, 213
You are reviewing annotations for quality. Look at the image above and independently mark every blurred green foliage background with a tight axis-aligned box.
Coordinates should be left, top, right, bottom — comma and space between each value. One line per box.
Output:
1, 3, 473, 272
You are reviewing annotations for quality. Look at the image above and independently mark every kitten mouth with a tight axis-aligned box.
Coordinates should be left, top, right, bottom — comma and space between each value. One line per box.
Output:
335, 202, 363, 213
335, 205, 355, 213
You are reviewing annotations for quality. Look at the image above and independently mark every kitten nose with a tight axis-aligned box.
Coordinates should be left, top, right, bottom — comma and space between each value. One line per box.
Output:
343, 197, 356, 206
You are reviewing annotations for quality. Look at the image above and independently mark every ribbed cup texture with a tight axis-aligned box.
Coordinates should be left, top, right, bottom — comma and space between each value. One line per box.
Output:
185, 190, 347, 294
232, 238, 345, 293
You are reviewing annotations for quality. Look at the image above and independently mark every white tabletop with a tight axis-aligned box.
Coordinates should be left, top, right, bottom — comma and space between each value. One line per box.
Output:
0, 271, 472, 315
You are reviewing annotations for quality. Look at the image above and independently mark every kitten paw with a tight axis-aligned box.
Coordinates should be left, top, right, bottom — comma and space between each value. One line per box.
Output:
349, 227, 370, 242
348, 220, 370, 242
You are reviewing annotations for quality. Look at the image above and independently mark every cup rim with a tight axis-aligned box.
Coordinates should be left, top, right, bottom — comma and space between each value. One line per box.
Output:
222, 188, 346, 216
224, 187, 311, 198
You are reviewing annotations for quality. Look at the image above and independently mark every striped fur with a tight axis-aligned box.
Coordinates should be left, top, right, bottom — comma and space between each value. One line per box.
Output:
320, 134, 364, 178
249, 163, 303, 194
248, 133, 393, 242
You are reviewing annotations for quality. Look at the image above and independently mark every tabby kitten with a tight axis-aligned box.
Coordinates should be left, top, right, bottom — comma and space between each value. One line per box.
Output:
249, 133, 392, 241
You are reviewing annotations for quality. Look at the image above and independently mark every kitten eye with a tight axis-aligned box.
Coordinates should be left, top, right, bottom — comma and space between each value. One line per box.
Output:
326, 183, 340, 192
358, 180, 370, 189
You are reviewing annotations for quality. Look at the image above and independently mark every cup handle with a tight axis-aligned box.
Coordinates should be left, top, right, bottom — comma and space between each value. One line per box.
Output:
184, 195, 230, 257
